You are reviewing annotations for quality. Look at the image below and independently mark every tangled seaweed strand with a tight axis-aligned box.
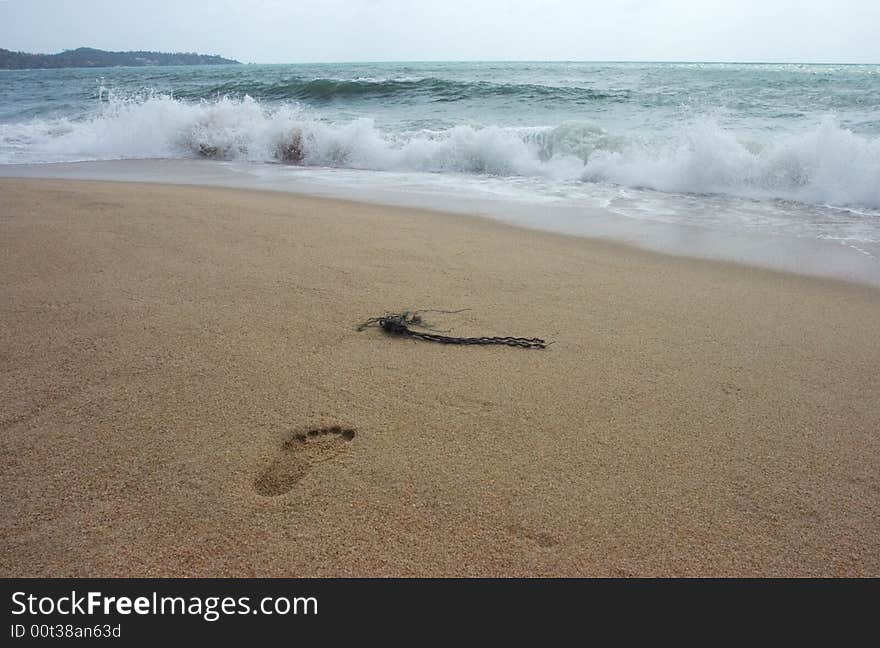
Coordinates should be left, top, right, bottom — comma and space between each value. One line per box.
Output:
358, 310, 548, 349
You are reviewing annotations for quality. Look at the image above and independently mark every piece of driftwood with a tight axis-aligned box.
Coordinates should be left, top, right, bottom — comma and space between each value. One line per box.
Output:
358, 310, 548, 349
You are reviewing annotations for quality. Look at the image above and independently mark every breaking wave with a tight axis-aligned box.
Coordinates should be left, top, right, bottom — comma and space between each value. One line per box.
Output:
2, 93, 879, 210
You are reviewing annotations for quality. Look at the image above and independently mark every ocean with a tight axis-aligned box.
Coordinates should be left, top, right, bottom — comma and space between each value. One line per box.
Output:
2, 61, 879, 280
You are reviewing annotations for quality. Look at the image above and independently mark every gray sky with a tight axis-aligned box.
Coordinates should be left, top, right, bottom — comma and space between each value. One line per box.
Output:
2, 0, 878, 64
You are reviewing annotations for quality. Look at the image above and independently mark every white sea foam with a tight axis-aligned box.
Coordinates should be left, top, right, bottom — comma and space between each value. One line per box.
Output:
580, 117, 880, 209
2, 94, 879, 210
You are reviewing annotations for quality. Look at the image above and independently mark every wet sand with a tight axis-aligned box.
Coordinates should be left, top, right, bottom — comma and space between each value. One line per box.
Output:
1, 179, 878, 576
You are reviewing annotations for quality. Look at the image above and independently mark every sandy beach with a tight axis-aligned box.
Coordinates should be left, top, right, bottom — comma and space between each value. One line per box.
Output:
1, 178, 878, 577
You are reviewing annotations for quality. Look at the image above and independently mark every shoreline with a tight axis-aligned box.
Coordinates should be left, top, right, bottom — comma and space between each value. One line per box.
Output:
3, 159, 879, 288
1, 178, 878, 576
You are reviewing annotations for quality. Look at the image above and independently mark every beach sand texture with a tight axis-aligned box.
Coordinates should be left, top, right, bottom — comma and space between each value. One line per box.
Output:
1, 179, 878, 576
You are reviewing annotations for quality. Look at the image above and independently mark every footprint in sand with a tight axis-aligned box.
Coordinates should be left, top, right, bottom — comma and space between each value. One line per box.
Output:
506, 524, 561, 549
254, 426, 356, 496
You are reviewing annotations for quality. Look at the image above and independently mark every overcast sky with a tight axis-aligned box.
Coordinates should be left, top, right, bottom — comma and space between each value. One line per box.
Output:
2, 0, 878, 64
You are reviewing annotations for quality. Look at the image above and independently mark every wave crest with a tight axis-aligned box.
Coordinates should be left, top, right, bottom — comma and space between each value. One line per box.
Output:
171, 76, 627, 104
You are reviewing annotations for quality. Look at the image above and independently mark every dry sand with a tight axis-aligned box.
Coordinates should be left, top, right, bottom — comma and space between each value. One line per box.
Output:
1, 178, 878, 577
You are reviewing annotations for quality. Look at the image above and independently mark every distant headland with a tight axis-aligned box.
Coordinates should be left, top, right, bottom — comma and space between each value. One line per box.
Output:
0, 47, 240, 69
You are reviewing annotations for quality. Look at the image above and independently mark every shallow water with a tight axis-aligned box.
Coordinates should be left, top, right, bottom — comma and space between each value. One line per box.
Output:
4, 158, 879, 288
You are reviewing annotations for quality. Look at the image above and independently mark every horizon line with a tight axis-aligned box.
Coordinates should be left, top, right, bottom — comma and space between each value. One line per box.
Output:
4, 46, 879, 67
242, 58, 880, 66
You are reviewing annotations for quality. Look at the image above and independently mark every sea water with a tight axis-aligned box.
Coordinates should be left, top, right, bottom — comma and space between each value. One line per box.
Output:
1, 61, 879, 280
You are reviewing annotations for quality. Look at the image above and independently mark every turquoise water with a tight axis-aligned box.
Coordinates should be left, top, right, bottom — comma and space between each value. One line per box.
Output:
1, 61, 879, 243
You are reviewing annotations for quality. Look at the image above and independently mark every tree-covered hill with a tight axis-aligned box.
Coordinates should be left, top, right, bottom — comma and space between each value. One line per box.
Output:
0, 47, 240, 69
